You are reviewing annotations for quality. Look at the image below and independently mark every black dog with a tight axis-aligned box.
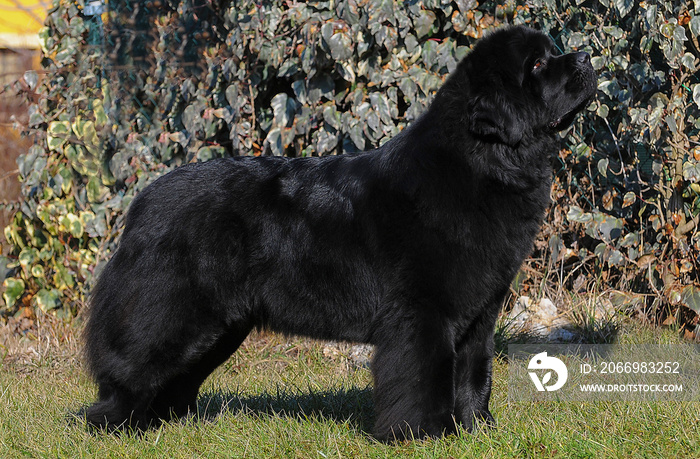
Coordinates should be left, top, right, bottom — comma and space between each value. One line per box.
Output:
84, 26, 596, 440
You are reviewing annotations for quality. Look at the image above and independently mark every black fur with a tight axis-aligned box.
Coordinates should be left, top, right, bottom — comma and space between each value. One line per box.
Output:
84, 26, 596, 441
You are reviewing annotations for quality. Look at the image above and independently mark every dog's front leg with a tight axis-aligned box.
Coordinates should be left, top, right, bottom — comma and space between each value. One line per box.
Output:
370, 314, 457, 442
453, 305, 501, 432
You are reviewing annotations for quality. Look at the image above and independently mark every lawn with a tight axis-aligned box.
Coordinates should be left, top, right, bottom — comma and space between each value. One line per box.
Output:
1, 320, 699, 458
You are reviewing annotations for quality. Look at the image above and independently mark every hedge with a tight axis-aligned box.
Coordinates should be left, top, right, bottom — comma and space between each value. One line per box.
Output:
1, 0, 699, 327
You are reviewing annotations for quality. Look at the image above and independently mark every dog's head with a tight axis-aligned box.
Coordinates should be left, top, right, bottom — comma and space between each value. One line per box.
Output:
457, 26, 598, 146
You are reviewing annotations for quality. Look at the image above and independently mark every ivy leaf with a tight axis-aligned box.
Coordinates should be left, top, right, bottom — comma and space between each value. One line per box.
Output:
47, 121, 71, 151
681, 285, 700, 314
622, 192, 636, 208
336, 61, 356, 83
34, 288, 60, 312
348, 122, 365, 150
614, 0, 633, 18
87, 176, 108, 203
323, 104, 341, 130
315, 128, 338, 154
93, 99, 108, 127
307, 74, 334, 104
328, 31, 353, 61
567, 206, 591, 223
619, 232, 639, 247
2, 278, 25, 308
264, 127, 283, 156
226, 84, 238, 107
31, 264, 44, 279
454, 0, 477, 12
609, 249, 625, 266
271, 93, 296, 128
370, 92, 393, 125
413, 10, 436, 39
23, 70, 38, 90
681, 53, 696, 71
18, 247, 37, 269
597, 158, 609, 177
683, 161, 700, 183
61, 213, 84, 238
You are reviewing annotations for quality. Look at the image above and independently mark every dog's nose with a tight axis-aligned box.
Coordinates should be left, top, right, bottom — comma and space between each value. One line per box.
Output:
574, 52, 591, 65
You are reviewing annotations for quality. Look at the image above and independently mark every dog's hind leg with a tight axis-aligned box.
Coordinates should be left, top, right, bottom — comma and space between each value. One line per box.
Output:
149, 324, 251, 420
85, 382, 156, 432
86, 323, 250, 430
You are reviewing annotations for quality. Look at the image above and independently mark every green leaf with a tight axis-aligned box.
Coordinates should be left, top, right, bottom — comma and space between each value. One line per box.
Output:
87, 176, 108, 203
681, 53, 696, 71
271, 93, 296, 128
93, 99, 108, 127
61, 213, 84, 239
328, 31, 353, 61
336, 61, 356, 83
590, 56, 606, 70
264, 128, 283, 156
614, 0, 633, 18
683, 161, 700, 183
690, 16, 700, 37
619, 232, 639, 247
594, 242, 608, 261
315, 128, 338, 154
596, 215, 624, 243
597, 104, 609, 118
38, 26, 52, 54
568, 32, 584, 49
31, 264, 44, 278
567, 206, 591, 223
307, 74, 334, 103
608, 249, 625, 266
622, 192, 636, 208
597, 158, 609, 177
226, 84, 238, 107
413, 10, 437, 39
602, 26, 624, 39
2, 278, 25, 308
53, 263, 74, 290
322, 104, 341, 130
23, 70, 38, 90
34, 288, 60, 312
18, 247, 37, 269
47, 121, 71, 151
680, 285, 700, 314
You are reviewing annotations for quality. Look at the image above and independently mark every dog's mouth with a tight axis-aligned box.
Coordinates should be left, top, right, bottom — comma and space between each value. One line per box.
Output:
548, 111, 577, 131
548, 64, 598, 131
548, 95, 594, 131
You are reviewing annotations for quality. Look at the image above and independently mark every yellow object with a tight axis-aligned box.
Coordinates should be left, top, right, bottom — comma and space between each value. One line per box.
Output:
0, 0, 52, 49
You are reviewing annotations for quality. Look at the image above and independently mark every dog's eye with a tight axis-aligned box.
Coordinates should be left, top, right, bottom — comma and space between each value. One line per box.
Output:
533, 59, 546, 71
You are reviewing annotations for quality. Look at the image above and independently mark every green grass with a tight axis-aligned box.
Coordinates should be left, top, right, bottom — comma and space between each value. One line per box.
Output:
1, 325, 699, 458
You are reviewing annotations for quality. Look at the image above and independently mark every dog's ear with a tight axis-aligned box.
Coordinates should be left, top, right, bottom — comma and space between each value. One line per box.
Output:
469, 96, 524, 147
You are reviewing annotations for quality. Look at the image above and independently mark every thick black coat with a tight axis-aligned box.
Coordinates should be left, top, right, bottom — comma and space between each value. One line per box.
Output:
84, 26, 597, 440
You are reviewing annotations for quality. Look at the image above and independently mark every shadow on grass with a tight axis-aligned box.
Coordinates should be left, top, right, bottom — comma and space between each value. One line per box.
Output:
69, 386, 375, 437
194, 385, 375, 434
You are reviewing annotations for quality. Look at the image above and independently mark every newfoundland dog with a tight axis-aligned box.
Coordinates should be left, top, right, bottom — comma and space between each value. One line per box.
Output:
84, 25, 597, 440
